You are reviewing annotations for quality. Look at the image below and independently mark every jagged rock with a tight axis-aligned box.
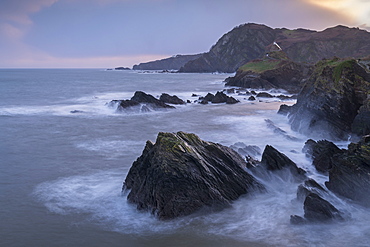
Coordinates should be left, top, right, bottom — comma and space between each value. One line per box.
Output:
287, 58, 370, 140
256, 92, 274, 98
302, 139, 344, 173
108, 91, 175, 112
325, 136, 370, 207
277, 104, 291, 115
260, 145, 306, 180
297, 178, 326, 202
159, 93, 185, 105
303, 193, 344, 222
123, 131, 265, 220
198, 91, 239, 105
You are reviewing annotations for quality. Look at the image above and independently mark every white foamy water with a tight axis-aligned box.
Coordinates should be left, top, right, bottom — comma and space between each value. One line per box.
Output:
1, 69, 369, 247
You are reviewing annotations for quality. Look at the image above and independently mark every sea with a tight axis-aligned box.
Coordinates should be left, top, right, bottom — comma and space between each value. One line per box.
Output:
1, 69, 370, 247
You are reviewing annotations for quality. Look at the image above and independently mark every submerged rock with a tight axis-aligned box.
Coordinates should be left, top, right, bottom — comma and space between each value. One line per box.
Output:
198, 91, 239, 105
123, 131, 265, 220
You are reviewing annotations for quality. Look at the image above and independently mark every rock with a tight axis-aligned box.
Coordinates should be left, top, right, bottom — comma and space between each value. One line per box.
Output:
296, 178, 326, 202
114, 67, 130, 70
248, 96, 256, 101
226, 96, 239, 104
260, 145, 306, 180
211, 91, 229, 103
108, 91, 175, 112
302, 139, 344, 173
226, 52, 312, 94
277, 104, 291, 115
159, 93, 185, 105
287, 58, 370, 140
352, 95, 370, 136
256, 92, 274, 98
303, 193, 344, 222
325, 136, 370, 207
123, 131, 265, 220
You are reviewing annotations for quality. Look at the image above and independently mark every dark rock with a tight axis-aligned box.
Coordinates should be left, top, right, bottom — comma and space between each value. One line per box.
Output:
131, 91, 175, 109
287, 58, 370, 141
108, 91, 175, 112
352, 96, 370, 136
256, 92, 274, 98
248, 96, 256, 101
251, 91, 257, 95
70, 110, 84, 114
303, 193, 344, 222
114, 67, 130, 70
325, 136, 370, 207
226, 96, 239, 104
123, 131, 265, 220
277, 104, 291, 115
261, 145, 306, 180
159, 93, 186, 105
302, 139, 344, 173
203, 93, 215, 102
211, 91, 228, 103
297, 178, 326, 202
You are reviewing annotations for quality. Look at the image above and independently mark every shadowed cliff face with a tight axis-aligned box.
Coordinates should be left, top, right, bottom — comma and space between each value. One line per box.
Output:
286, 58, 370, 140
178, 23, 370, 73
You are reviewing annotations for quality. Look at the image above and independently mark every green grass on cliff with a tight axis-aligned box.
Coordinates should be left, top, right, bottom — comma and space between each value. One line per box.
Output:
239, 60, 282, 73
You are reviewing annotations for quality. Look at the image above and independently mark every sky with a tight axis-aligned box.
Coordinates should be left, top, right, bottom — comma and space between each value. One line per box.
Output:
1, 0, 370, 68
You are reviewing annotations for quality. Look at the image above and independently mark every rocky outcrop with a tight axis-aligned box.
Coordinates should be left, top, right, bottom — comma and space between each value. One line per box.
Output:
133, 54, 202, 70
198, 91, 239, 104
178, 23, 370, 73
159, 93, 185, 105
260, 145, 306, 180
302, 139, 344, 173
108, 91, 175, 112
291, 193, 344, 224
284, 58, 370, 141
123, 131, 265, 220
225, 50, 313, 93
325, 135, 370, 207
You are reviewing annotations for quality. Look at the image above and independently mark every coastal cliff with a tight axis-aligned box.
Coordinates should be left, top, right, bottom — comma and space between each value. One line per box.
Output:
176, 23, 370, 73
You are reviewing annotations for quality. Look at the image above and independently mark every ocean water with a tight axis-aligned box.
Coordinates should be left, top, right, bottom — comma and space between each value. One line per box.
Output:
1, 69, 369, 247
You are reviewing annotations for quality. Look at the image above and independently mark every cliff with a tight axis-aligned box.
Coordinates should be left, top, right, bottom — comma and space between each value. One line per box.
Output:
132, 54, 202, 70
225, 50, 313, 93
283, 57, 370, 140
178, 23, 370, 73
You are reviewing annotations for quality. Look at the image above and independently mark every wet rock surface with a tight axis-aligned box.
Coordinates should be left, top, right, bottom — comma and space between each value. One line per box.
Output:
123, 131, 265, 220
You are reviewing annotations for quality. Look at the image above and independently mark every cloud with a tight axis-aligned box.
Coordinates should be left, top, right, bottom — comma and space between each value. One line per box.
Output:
0, 0, 58, 25
306, 0, 370, 28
